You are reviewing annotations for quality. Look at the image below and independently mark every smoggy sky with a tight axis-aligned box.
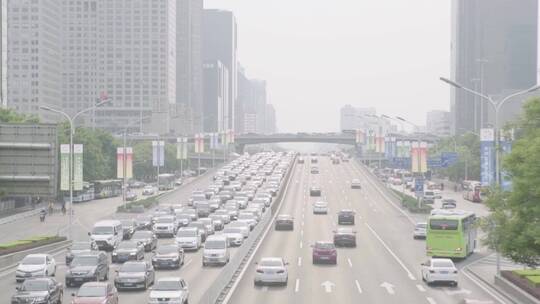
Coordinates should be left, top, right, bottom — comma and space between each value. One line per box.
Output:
205, 0, 451, 132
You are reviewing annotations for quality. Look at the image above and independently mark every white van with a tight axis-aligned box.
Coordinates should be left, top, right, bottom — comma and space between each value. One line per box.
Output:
88, 220, 123, 250
202, 235, 230, 267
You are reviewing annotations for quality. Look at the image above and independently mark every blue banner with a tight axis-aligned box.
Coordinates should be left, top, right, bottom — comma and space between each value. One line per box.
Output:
480, 129, 495, 186
152, 141, 165, 167
500, 140, 512, 191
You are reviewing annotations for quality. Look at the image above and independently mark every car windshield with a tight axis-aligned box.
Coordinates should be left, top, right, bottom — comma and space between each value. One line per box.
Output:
77, 286, 106, 297
120, 263, 146, 272
132, 232, 151, 239
118, 242, 137, 249
315, 243, 335, 249
433, 260, 454, 268
154, 280, 182, 291
21, 256, 44, 265
260, 259, 283, 267
120, 220, 133, 227
20, 280, 48, 291
136, 216, 151, 222
177, 230, 197, 237
92, 225, 113, 235
205, 240, 226, 249
337, 228, 353, 234
157, 246, 177, 254
156, 217, 174, 223
71, 256, 98, 267
224, 228, 242, 234
416, 223, 427, 229
71, 243, 90, 250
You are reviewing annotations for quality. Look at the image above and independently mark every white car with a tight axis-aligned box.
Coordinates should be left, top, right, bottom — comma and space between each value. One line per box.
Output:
433, 189, 442, 199
413, 222, 427, 239
15, 254, 56, 282
228, 222, 250, 238
222, 227, 244, 246
142, 186, 156, 196
148, 277, 189, 304
313, 201, 329, 214
350, 179, 362, 189
421, 258, 458, 286
175, 227, 201, 251
254, 257, 289, 286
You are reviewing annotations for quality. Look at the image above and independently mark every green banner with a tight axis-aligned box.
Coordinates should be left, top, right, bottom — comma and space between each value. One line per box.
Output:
60, 144, 70, 191
73, 144, 83, 191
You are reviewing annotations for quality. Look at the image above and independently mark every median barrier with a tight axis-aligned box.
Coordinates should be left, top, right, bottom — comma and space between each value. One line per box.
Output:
0, 239, 72, 272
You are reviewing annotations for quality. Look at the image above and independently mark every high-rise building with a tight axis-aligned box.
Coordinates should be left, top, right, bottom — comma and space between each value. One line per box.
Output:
450, 0, 538, 135
339, 105, 394, 134
202, 60, 229, 132
0, 0, 7, 108
62, 0, 177, 134
236, 65, 249, 133
264, 104, 276, 134
7, 0, 63, 121
426, 110, 451, 137
175, 0, 203, 135
203, 9, 237, 131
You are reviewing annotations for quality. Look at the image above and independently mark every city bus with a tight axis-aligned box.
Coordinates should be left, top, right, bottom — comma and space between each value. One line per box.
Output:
158, 174, 176, 190
426, 210, 476, 259
64, 182, 95, 203
93, 180, 122, 199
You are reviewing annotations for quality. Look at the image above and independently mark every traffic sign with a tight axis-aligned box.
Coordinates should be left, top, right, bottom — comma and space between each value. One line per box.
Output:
414, 178, 424, 197
441, 152, 458, 168
428, 157, 442, 168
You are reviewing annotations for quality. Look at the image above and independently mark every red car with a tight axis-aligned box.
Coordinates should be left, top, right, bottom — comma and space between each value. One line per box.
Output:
312, 241, 337, 264
71, 282, 118, 304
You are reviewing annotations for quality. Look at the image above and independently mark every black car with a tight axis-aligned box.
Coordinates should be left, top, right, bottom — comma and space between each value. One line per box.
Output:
275, 214, 294, 230
135, 215, 153, 230
131, 230, 158, 252
310, 186, 322, 197
120, 219, 136, 240
65, 241, 98, 265
337, 209, 355, 225
114, 261, 155, 291
112, 241, 145, 263
12, 278, 63, 304
65, 252, 109, 287
152, 244, 184, 269
333, 228, 357, 247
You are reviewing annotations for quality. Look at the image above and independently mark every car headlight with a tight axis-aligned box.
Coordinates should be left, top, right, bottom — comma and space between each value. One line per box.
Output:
130, 252, 136, 255
33, 297, 47, 302
112, 252, 117, 256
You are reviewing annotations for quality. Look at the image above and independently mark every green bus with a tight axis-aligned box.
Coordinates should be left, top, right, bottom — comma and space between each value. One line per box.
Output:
426, 210, 476, 258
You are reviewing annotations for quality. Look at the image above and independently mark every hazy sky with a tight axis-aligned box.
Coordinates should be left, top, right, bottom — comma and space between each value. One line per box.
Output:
205, 0, 451, 132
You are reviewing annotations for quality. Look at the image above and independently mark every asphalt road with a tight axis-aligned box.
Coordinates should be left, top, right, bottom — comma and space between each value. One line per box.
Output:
226, 157, 504, 304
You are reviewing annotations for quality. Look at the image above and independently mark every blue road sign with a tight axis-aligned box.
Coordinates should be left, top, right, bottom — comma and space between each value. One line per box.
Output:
441, 152, 458, 168
414, 178, 424, 197
428, 157, 442, 168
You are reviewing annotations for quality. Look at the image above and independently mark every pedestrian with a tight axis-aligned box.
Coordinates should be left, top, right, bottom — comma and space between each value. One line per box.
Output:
61, 202, 66, 216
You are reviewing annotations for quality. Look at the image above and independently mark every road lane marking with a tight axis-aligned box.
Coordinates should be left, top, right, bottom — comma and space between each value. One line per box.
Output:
299, 241, 303, 249
445, 288, 471, 295
380, 282, 395, 295
184, 258, 193, 267
365, 223, 416, 280
463, 300, 494, 304
300, 229, 304, 236
295, 279, 300, 292
321, 281, 335, 293
355, 280, 363, 294
302, 221, 305, 226
298, 257, 302, 266
347, 258, 353, 268
416, 284, 426, 292
462, 268, 506, 304
302, 213, 305, 219
426, 297, 437, 304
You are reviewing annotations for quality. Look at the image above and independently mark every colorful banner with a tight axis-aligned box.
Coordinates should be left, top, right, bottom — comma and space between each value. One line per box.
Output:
227, 129, 235, 144
419, 141, 428, 173
60, 144, 70, 191
500, 130, 514, 191
194, 134, 205, 153
411, 141, 420, 173
73, 144, 83, 191
176, 137, 188, 160
355, 129, 364, 144
117, 147, 133, 179
480, 128, 496, 186
209, 133, 219, 150
152, 141, 165, 167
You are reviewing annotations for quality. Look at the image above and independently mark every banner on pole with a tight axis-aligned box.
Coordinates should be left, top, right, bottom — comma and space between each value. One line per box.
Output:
60, 144, 70, 191
117, 147, 133, 179
411, 141, 420, 173
500, 130, 514, 191
152, 141, 165, 167
73, 144, 83, 191
480, 128, 495, 186
176, 138, 188, 160
419, 142, 428, 173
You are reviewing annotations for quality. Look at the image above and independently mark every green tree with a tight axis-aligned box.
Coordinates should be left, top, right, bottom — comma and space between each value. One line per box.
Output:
132, 141, 179, 181
482, 97, 540, 267
0, 108, 39, 123
429, 133, 480, 182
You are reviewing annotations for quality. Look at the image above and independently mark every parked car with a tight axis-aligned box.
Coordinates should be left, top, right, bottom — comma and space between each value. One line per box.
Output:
65, 251, 109, 287
15, 254, 56, 283
131, 230, 158, 251
71, 282, 118, 304
12, 278, 63, 304
148, 278, 189, 304
312, 241, 337, 264
152, 244, 184, 269
114, 261, 155, 291
421, 258, 458, 286
253, 257, 289, 286
65, 241, 98, 265
112, 241, 145, 263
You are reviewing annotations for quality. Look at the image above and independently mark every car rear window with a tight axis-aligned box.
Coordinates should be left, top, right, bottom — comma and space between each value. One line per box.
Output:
430, 219, 458, 230
433, 260, 454, 268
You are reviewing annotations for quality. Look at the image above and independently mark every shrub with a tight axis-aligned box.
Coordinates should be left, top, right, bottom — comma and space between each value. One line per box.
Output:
392, 190, 433, 214
117, 196, 158, 213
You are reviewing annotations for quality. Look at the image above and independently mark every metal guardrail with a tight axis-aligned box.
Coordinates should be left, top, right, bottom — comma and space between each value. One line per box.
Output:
0, 240, 72, 272
197, 156, 297, 304
0, 208, 43, 226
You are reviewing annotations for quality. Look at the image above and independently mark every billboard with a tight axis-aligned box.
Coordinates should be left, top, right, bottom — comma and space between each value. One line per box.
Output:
152, 141, 165, 167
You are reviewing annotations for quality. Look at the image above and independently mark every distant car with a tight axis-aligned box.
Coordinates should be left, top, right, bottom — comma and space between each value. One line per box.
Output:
254, 257, 289, 286
433, 189, 442, 199
310, 186, 322, 197
175, 227, 202, 251
15, 254, 56, 283
441, 199, 457, 209
350, 179, 362, 189
120, 219, 136, 240
310, 166, 319, 174
71, 282, 118, 304
125, 191, 138, 201
313, 201, 328, 214
65, 251, 109, 287
337, 209, 355, 225
312, 242, 337, 264
65, 241, 98, 265
153, 215, 178, 238
333, 228, 357, 247
222, 227, 245, 247
298, 157, 305, 164
275, 214, 294, 230
12, 278, 63, 304
131, 230, 158, 251
129, 181, 146, 189
421, 258, 458, 286
202, 236, 230, 267
142, 186, 156, 196
422, 190, 436, 204
175, 178, 183, 186
114, 261, 155, 291
135, 215, 153, 231
152, 244, 184, 269
148, 277, 189, 304
112, 241, 145, 263
413, 222, 427, 239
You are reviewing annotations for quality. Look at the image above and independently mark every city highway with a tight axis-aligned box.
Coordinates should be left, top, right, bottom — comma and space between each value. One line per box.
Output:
226, 156, 503, 304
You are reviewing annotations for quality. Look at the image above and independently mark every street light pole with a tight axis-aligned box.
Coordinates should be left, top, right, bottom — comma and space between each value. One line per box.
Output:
40, 99, 111, 240
440, 76, 540, 275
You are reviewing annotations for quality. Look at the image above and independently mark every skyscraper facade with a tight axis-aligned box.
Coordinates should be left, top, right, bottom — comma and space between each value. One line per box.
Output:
426, 110, 451, 137
62, 0, 177, 134
1, 0, 7, 108
203, 9, 237, 131
202, 60, 229, 133
175, 0, 203, 135
7, 0, 63, 121
264, 104, 276, 134
450, 0, 538, 135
